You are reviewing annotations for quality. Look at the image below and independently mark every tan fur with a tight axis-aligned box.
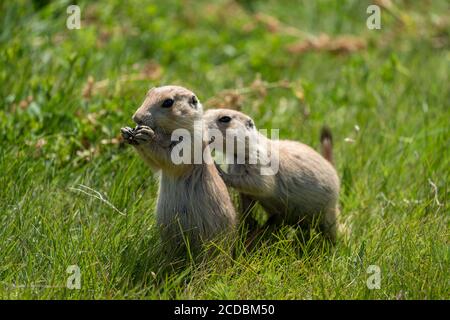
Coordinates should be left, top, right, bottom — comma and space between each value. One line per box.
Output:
122, 86, 237, 249
203, 109, 342, 242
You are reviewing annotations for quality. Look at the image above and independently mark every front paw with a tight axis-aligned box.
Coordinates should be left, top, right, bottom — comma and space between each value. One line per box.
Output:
214, 162, 225, 177
121, 127, 138, 145
133, 125, 155, 144
215, 163, 233, 184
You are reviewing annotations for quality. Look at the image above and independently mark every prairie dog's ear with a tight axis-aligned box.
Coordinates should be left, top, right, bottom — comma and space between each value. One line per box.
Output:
190, 95, 199, 109
246, 119, 255, 130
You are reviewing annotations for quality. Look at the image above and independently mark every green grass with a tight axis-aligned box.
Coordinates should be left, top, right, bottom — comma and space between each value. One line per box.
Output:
0, 0, 449, 299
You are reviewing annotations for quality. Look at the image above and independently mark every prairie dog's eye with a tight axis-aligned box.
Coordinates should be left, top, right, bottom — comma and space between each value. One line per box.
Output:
191, 95, 198, 105
162, 98, 174, 108
218, 116, 232, 123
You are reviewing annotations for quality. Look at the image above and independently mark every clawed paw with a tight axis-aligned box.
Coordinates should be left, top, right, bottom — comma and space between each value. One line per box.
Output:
134, 125, 154, 143
215, 163, 233, 183
214, 162, 224, 176
121, 127, 138, 145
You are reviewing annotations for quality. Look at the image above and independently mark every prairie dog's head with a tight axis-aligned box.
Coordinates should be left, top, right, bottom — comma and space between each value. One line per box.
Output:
203, 109, 259, 158
132, 86, 202, 133
203, 109, 256, 137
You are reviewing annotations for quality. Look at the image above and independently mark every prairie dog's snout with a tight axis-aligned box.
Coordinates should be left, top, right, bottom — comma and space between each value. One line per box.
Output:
132, 111, 154, 128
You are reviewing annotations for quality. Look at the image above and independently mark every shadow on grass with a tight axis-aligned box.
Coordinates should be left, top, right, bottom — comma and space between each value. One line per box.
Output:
236, 215, 338, 259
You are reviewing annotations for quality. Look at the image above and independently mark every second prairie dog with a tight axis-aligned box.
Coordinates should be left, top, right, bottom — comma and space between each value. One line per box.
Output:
203, 109, 342, 242
121, 86, 237, 248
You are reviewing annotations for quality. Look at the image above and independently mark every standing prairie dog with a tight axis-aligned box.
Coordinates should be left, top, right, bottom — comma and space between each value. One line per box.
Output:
203, 109, 342, 242
121, 86, 237, 249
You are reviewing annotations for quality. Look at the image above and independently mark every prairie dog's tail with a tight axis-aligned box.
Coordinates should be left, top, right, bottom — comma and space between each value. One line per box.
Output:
320, 126, 334, 165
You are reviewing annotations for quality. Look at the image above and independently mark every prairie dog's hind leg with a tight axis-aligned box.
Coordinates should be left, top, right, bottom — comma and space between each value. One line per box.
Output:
321, 206, 347, 244
239, 193, 258, 230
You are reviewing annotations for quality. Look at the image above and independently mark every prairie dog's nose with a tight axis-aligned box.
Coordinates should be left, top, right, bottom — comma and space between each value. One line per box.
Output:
132, 113, 141, 125
132, 111, 145, 125
132, 110, 153, 127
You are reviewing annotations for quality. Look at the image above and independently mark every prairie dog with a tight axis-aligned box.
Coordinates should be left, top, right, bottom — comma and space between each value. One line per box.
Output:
203, 109, 342, 242
121, 86, 237, 249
